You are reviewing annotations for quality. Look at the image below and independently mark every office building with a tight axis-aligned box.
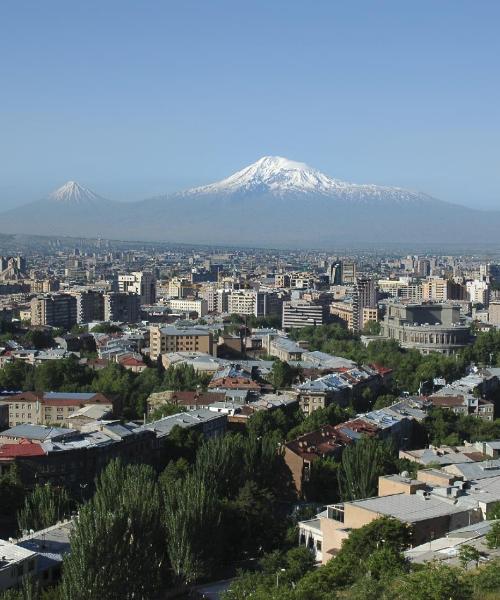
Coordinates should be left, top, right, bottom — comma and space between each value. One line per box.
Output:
282, 300, 328, 330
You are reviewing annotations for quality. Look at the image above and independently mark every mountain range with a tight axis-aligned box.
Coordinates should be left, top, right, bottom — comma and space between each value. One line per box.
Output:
1, 157, 498, 247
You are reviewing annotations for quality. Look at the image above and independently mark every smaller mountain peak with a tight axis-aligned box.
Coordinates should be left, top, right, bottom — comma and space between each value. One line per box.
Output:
48, 181, 102, 205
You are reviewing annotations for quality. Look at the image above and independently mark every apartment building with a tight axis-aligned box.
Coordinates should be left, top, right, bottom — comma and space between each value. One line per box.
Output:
352, 278, 377, 332
30, 294, 77, 329
73, 290, 105, 323
422, 278, 466, 302
118, 271, 156, 305
3, 391, 113, 427
103, 292, 141, 323
466, 280, 490, 306
29, 279, 60, 294
149, 325, 214, 360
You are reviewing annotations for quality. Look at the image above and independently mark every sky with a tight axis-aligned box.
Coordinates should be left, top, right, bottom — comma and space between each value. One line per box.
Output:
0, 1, 498, 210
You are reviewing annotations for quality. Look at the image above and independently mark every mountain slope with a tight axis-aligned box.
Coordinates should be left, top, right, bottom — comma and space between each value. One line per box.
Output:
0, 159, 498, 247
0, 181, 120, 238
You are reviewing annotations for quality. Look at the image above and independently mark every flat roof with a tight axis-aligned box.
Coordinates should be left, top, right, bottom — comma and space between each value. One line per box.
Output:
349, 493, 466, 522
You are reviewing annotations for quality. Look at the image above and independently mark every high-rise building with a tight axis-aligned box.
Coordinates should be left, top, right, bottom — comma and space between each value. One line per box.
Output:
104, 292, 141, 323
422, 277, 466, 302
342, 262, 357, 284
415, 259, 431, 277
118, 272, 156, 305
352, 278, 377, 332
328, 262, 343, 285
466, 280, 490, 306
73, 290, 105, 323
328, 261, 356, 285
30, 294, 77, 329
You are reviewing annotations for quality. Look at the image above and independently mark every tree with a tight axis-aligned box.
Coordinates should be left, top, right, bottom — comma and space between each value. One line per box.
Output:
269, 359, 300, 389
487, 501, 500, 520
303, 458, 339, 503
373, 394, 397, 410
61, 460, 166, 600
458, 544, 481, 570
486, 520, 500, 549
339, 437, 396, 501
90, 323, 122, 334
161, 471, 221, 583
0, 465, 25, 522
362, 320, 381, 336
17, 483, 70, 533
392, 562, 472, 600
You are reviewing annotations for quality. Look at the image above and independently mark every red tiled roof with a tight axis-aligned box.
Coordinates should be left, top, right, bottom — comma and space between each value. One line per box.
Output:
369, 363, 393, 376
336, 418, 379, 436
119, 356, 145, 367
169, 391, 226, 406
0, 440, 46, 458
286, 425, 345, 459
430, 396, 465, 408
208, 377, 261, 390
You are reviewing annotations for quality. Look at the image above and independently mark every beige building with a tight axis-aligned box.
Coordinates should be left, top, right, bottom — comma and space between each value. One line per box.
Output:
149, 325, 214, 360
3, 392, 112, 427
306, 471, 482, 564
422, 278, 466, 302
330, 302, 377, 332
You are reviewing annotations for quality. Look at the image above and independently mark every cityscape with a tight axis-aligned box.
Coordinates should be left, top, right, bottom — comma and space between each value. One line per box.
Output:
1, 2, 500, 600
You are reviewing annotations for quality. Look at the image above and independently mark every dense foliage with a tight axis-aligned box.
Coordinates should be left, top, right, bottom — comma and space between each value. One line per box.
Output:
0, 357, 210, 418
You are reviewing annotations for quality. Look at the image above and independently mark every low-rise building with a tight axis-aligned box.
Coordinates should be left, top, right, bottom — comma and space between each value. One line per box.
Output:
149, 325, 214, 360
3, 391, 113, 428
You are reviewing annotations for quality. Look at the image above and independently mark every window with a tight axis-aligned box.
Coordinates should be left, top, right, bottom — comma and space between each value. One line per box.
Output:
316, 540, 322, 551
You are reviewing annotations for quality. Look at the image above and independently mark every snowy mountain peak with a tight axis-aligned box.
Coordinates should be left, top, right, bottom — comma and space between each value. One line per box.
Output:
187, 155, 340, 196
48, 181, 103, 205
180, 155, 434, 205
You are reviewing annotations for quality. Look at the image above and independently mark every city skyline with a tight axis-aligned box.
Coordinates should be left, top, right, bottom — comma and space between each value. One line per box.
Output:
1, 1, 499, 210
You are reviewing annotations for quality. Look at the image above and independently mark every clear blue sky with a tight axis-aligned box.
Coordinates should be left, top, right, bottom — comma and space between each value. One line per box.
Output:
0, 0, 498, 209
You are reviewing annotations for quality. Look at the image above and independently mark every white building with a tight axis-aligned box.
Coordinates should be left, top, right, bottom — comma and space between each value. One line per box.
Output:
167, 298, 208, 317
466, 280, 489, 306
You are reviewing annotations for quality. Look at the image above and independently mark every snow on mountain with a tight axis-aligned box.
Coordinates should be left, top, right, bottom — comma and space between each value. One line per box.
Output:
48, 181, 107, 206
177, 156, 435, 205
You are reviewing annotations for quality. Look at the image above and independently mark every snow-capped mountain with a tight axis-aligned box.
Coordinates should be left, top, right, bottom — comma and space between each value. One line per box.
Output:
48, 181, 105, 206
180, 156, 434, 205
0, 157, 499, 247
0, 181, 118, 239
